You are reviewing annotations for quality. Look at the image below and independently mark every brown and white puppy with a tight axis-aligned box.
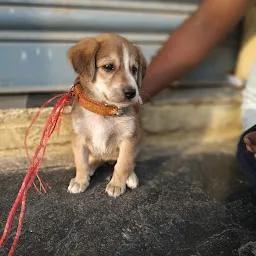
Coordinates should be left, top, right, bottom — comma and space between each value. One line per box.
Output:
67, 34, 147, 198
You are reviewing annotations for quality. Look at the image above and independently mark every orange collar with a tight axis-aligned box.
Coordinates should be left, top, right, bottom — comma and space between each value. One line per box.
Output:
73, 78, 126, 116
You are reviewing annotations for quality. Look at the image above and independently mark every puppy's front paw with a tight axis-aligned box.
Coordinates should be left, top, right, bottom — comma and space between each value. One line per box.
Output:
105, 182, 126, 198
68, 178, 89, 194
126, 172, 139, 189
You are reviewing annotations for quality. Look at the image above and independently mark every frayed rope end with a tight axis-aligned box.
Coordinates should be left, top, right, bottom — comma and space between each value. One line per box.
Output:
0, 88, 74, 255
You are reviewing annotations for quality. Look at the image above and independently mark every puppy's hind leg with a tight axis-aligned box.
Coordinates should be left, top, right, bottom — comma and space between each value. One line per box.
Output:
88, 155, 102, 177
126, 145, 140, 189
126, 171, 139, 189
68, 133, 90, 194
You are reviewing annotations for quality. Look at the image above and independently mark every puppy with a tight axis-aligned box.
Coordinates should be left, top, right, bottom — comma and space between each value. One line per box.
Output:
67, 34, 147, 198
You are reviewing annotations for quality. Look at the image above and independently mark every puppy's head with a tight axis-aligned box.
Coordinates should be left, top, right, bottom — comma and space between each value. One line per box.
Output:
67, 34, 147, 106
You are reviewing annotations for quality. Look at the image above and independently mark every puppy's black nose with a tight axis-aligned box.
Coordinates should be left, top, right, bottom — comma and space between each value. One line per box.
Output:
123, 87, 136, 99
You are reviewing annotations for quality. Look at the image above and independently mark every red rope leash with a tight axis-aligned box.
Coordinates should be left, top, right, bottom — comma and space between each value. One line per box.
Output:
0, 88, 74, 256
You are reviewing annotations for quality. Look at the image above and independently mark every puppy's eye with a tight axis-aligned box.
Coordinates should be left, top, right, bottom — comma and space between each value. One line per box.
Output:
131, 66, 138, 76
103, 64, 114, 72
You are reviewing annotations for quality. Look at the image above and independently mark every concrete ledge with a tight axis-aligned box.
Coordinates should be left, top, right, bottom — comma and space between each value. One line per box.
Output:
0, 87, 243, 171
142, 103, 241, 134
0, 131, 240, 172
149, 86, 241, 105
0, 108, 72, 151
142, 87, 242, 134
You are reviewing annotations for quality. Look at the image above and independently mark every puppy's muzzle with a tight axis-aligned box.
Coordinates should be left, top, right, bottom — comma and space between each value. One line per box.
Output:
123, 87, 136, 99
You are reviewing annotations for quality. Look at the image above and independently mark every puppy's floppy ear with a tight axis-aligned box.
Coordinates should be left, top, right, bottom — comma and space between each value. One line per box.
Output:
67, 38, 100, 81
134, 44, 147, 86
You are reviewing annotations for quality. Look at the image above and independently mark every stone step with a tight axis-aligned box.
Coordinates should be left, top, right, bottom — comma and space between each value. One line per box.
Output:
0, 86, 243, 170
142, 86, 242, 134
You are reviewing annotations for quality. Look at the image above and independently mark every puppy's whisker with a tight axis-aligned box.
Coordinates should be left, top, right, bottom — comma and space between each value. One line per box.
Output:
139, 91, 153, 103
139, 89, 150, 96
138, 96, 143, 105
139, 90, 151, 99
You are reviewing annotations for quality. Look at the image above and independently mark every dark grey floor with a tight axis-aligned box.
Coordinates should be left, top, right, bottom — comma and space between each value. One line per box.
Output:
1, 149, 256, 256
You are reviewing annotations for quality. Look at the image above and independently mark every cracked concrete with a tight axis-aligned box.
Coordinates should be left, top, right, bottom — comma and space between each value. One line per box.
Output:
1, 145, 256, 256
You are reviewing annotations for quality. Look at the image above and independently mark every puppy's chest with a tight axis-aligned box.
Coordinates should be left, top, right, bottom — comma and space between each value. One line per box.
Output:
73, 111, 135, 155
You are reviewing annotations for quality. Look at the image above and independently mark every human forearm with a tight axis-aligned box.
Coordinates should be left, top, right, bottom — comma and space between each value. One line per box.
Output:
141, 0, 252, 102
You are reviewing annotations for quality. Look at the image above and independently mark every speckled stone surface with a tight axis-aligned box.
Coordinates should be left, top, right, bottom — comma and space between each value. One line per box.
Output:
1, 147, 256, 256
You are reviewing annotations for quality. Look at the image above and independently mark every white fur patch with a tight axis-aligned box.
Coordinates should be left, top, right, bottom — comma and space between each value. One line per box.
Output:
91, 115, 112, 154
122, 45, 139, 101
72, 107, 135, 159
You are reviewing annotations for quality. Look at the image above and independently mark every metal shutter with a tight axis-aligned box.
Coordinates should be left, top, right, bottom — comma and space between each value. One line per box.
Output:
0, 0, 239, 93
